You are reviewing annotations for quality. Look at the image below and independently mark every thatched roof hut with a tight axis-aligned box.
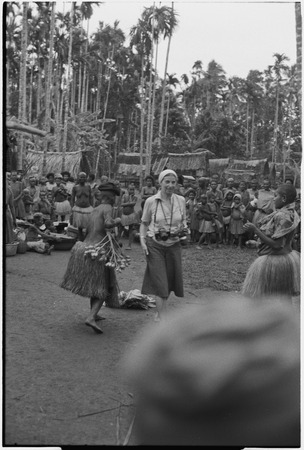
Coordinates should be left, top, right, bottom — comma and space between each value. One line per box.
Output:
166, 151, 210, 177
208, 158, 230, 177
224, 158, 270, 183
151, 156, 169, 175
115, 152, 145, 180
25, 149, 83, 178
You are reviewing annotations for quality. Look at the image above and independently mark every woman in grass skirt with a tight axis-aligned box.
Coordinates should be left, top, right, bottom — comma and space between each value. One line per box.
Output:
242, 184, 300, 302
61, 182, 121, 334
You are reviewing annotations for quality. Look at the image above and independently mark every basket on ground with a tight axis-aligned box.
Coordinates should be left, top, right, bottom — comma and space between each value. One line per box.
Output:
6, 242, 19, 256
17, 241, 28, 254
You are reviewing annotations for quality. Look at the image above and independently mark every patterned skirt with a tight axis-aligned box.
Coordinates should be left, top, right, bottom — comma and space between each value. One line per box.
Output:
199, 219, 222, 234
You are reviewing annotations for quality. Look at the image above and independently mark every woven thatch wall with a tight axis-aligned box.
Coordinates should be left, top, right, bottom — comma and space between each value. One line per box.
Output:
208, 158, 230, 175
167, 151, 209, 175
231, 158, 269, 175
25, 150, 82, 178
116, 163, 145, 177
116, 152, 145, 165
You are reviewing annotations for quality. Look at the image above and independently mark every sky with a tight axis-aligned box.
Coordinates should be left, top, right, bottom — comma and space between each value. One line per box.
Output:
72, 0, 298, 81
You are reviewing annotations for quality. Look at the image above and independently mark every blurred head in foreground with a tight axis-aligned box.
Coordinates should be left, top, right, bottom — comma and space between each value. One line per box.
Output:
124, 296, 300, 447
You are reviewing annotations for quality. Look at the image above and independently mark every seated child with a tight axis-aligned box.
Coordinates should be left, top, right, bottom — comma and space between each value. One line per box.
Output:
25, 212, 57, 255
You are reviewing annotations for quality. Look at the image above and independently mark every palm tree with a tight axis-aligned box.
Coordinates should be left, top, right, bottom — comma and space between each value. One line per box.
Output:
295, 3, 302, 118
158, 3, 178, 143
17, 1, 28, 171
271, 53, 290, 163
42, 2, 56, 175
62, 2, 75, 172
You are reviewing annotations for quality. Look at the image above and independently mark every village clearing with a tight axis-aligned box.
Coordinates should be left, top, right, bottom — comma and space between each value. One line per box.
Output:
5, 238, 257, 446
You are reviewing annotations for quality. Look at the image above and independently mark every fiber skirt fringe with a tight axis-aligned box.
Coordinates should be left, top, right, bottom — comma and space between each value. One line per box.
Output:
121, 211, 140, 227
60, 241, 120, 307
55, 200, 72, 215
242, 250, 300, 298
199, 219, 222, 234
72, 205, 94, 228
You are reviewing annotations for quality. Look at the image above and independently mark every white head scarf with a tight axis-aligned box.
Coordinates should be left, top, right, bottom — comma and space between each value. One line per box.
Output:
158, 169, 178, 184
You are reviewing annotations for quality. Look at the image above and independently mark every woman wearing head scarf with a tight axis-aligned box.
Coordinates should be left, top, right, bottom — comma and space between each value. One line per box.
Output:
61, 182, 122, 334
139, 170, 188, 321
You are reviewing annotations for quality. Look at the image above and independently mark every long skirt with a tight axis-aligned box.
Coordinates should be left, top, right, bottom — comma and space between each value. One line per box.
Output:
242, 250, 300, 299
72, 205, 94, 228
14, 198, 26, 219
60, 241, 120, 307
141, 237, 184, 298
6, 206, 15, 244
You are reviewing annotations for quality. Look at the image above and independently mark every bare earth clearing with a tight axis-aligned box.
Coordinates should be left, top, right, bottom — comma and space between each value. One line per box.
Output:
5, 239, 256, 446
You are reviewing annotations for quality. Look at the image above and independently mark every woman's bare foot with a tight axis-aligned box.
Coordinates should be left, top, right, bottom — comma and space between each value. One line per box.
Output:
85, 318, 103, 334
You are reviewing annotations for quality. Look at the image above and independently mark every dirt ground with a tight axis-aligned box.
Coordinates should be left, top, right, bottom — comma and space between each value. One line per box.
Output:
4, 238, 257, 446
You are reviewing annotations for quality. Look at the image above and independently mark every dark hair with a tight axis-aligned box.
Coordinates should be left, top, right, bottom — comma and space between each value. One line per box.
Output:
278, 184, 297, 204
88, 173, 95, 181
145, 175, 154, 185
61, 171, 70, 177
46, 172, 54, 179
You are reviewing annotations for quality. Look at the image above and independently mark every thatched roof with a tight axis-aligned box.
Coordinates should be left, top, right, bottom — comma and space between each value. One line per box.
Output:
224, 158, 270, 183
151, 156, 169, 175
166, 151, 209, 173
25, 149, 82, 178
208, 158, 230, 175
115, 153, 145, 177
117, 163, 145, 177
116, 152, 145, 165
230, 158, 269, 174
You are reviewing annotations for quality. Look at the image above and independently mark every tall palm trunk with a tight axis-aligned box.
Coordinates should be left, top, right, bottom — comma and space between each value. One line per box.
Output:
139, 62, 146, 188
273, 84, 279, 164
62, 2, 74, 172
246, 101, 249, 156
250, 107, 255, 159
164, 93, 170, 137
149, 38, 159, 159
42, 2, 55, 175
295, 3, 302, 122
95, 46, 115, 177
17, 2, 28, 171
159, 30, 172, 142
145, 3, 156, 177
29, 64, 33, 123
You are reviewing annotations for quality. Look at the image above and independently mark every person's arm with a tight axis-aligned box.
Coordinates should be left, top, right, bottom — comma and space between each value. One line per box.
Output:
139, 222, 149, 255
88, 185, 93, 206
8, 190, 16, 225
243, 222, 284, 250
103, 204, 121, 228
70, 186, 76, 208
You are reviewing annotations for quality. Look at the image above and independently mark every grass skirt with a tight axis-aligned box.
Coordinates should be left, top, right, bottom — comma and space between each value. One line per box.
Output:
121, 211, 140, 227
60, 241, 120, 307
199, 219, 222, 234
242, 250, 300, 298
72, 205, 94, 228
55, 200, 72, 215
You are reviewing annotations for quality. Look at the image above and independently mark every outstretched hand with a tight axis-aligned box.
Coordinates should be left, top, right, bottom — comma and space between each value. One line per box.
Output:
243, 222, 256, 232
